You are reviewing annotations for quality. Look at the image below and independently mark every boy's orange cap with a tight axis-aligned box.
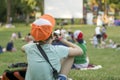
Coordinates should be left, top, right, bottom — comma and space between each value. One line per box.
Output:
31, 14, 55, 41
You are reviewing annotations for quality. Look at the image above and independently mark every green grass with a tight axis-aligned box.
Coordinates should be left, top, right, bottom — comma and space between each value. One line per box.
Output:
0, 24, 120, 80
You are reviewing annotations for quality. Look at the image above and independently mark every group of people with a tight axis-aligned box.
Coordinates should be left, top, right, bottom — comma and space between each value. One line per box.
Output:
96, 12, 114, 27
20, 14, 100, 80
20, 14, 84, 80
0, 40, 16, 54
92, 24, 107, 48
1, 14, 102, 80
52, 29, 91, 69
90, 12, 109, 48
0, 31, 34, 54
90, 25, 106, 48
0, 32, 21, 54
91, 13, 120, 49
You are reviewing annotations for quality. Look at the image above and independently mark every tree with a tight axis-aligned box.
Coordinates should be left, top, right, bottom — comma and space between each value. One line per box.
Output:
6, 0, 11, 24
0, 0, 6, 22
108, 0, 120, 16
35, 0, 44, 14
0, 0, 44, 23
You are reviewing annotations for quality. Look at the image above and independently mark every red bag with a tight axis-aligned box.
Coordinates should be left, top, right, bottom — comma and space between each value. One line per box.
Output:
1, 62, 27, 80
1, 69, 26, 80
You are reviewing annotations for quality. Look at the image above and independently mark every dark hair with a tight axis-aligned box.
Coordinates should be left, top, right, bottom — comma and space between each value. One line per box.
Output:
77, 39, 84, 44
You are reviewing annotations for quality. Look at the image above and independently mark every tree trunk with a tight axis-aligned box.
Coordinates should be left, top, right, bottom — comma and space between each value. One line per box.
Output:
39, 0, 44, 14
7, 0, 11, 24
97, 0, 102, 11
26, 13, 30, 25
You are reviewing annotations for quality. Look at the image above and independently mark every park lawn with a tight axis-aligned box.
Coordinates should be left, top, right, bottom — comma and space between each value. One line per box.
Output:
0, 24, 120, 80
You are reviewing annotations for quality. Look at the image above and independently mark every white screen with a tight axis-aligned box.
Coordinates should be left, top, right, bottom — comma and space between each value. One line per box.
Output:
44, 0, 83, 18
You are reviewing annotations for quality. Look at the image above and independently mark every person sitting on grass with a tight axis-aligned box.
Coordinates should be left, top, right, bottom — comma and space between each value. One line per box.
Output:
21, 14, 83, 80
72, 30, 102, 70
72, 30, 89, 69
6, 40, 16, 52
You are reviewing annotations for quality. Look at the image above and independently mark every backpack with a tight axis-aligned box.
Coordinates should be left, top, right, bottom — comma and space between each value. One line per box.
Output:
1, 62, 27, 80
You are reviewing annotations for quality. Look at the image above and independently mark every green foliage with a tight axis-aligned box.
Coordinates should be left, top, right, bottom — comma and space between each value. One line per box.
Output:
0, 0, 7, 21
0, 24, 120, 80
109, 0, 120, 10
110, 0, 120, 4
0, 0, 43, 23
21, 0, 37, 13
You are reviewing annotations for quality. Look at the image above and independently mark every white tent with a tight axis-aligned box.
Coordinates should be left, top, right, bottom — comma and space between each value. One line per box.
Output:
44, 0, 83, 19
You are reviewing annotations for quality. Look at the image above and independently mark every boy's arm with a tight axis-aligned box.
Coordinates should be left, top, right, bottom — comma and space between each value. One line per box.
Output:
60, 39, 83, 56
